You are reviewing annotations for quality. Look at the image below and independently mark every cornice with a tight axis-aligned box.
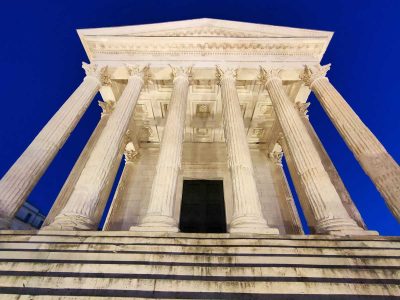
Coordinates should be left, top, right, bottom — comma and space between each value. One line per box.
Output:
83, 36, 327, 61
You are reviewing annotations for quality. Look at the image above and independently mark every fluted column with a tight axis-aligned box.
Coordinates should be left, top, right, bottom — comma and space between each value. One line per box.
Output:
131, 66, 191, 232
0, 63, 106, 229
103, 141, 138, 231
269, 148, 304, 234
43, 100, 115, 227
300, 65, 400, 222
44, 65, 147, 230
217, 66, 278, 234
261, 67, 377, 236
295, 102, 366, 229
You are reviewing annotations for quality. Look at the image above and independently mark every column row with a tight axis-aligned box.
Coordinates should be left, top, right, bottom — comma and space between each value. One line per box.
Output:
0, 64, 397, 234
260, 68, 376, 236
44, 65, 147, 230
300, 65, 400, 222
0, 63, 107, 229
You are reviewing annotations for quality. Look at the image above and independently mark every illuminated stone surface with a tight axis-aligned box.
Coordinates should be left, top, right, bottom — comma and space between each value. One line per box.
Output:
0, 19, 398, 298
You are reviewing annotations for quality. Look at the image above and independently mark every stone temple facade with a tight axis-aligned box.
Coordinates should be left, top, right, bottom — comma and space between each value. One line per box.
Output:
0, 19, 399, 298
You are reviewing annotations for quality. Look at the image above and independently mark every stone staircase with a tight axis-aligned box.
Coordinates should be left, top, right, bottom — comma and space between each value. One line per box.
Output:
0, 231, 399, 299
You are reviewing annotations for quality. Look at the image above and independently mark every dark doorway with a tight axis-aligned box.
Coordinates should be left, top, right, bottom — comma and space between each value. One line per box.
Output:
179, 180, 227, 233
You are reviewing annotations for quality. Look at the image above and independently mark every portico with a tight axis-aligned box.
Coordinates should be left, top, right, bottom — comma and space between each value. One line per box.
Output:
0, 18, 397, 236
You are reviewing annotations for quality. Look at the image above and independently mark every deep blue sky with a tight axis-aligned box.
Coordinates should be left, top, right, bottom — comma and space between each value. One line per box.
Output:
0, 0, 399, 235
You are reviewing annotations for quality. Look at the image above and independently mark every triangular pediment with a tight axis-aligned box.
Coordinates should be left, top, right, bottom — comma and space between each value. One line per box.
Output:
78, 18, 332, 38
78, 18, 333, 65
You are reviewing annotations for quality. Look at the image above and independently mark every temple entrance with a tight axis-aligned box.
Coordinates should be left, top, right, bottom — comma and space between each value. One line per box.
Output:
179, 180, 227, 233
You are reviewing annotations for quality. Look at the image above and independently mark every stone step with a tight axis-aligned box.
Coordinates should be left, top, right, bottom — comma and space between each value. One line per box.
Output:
0, 249, 399, 267
1, 242, 400, 257
0, 261, 398, 280
1, 275, 399, 297
0, 231, 399, 298
0, 233, 399, 249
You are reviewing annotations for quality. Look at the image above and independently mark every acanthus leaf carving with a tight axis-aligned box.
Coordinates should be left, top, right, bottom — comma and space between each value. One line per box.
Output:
169, 65, 193, 83
98, 100, 115, 117
82, 62, 109, 85
126, 64, 150, 83
124, 141, 138, 163
259, 66, 282, 84
295, 101, 311, 119
269, 150, 284, 166
215, 65, 237, 85
299, 64, 331, 87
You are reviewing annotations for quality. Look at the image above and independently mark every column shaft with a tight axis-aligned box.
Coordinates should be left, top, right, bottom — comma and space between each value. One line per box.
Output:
300, 64, 400, 222
44, 65, 146, 230
43, 101, 114, 227
279, 137, 318, 232
262, 68, 376, 236
0, 63, 105, 229
132, 67, 191, 232
269, 149, 304, 234
296, 102, 366, 229
103, 140, 138, 231
217, 67, 278, 234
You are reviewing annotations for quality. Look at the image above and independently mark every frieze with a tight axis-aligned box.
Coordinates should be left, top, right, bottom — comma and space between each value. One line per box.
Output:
85, 38, 326, 59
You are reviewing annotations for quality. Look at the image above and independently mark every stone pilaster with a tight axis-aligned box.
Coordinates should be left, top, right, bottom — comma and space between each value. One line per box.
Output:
0, 63, 107, 229
217, 66, 278, 234
300, 64, 400, 222
261, 67, 376, 236
131, 66, 191, 232
43, 65, 147, 231
43, 100, 115, 227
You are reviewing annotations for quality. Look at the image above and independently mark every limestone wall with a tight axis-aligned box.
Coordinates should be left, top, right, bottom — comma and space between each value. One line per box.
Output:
105, 142, 287, 232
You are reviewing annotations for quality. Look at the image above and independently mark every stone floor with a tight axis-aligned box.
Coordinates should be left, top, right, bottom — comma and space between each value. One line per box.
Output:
0, 231, 399, 299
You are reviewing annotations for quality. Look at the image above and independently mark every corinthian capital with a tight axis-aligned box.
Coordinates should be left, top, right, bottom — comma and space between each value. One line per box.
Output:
215, 65, 237, 85
295, 101, 311, 119
82, 62, 109, 85
299, 64, 331, 87
126, 64, 150, 82
98, 100, 115, 117
269, 150, 284, 166
259, 66, 282, 84
170, 65, 193, 83
124, 142, 138, 163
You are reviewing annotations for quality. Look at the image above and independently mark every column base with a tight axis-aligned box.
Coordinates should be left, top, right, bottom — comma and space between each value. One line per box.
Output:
229, 216, 279, 235
42, 214, 95, 231
315, 217, 379, 236
130, 215, 179, 232
0, 216, 11, 230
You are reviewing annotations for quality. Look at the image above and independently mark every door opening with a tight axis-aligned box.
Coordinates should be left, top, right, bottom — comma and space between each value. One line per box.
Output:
179, 180, 227, 233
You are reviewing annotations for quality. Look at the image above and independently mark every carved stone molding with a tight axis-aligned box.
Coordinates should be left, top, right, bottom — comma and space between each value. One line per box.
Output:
299, 64, 331, 88
86, 38, 326, 59
129, 26, 285, 38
